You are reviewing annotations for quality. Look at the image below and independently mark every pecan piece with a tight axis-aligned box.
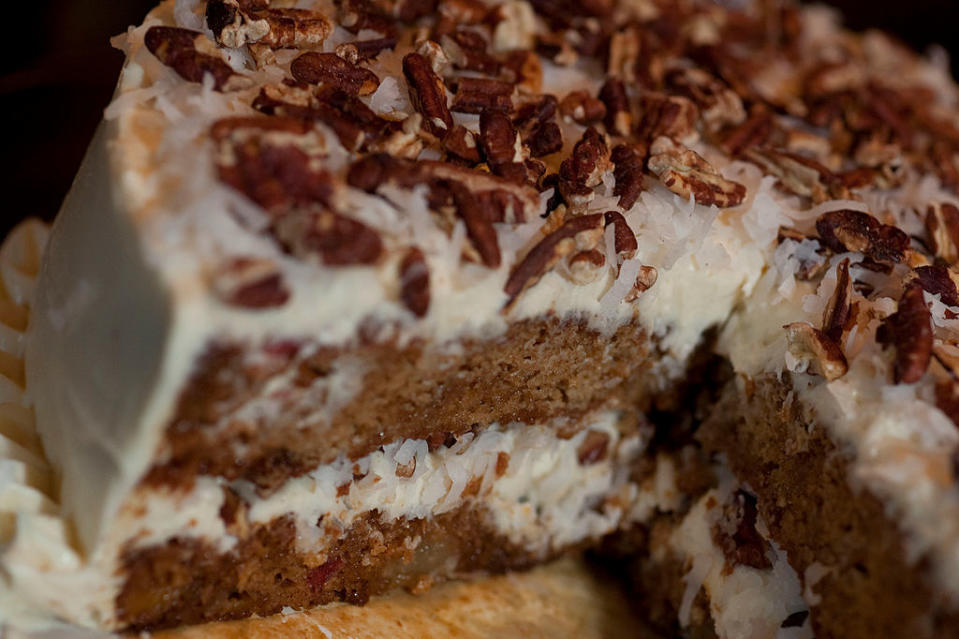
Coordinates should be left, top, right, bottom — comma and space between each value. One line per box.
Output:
479, 111, 526, 183
443, 125, 482, 163
559, 90, 606, 125
505, 213, 605, 307
207, 1, 333, 49
877, 283, 933, 384
611, 143, 645, 210
441, 29, 500, 74
815, 210, 909, 264
211, 116, 332, 215
712, 490, 772, 571
598, 78, 631, 136
577, 430, 610, 464
823, 259, 853, 343
568, 249, 606, 284
648, 137, 746, 208
926, 202, 959, 265
273, 209, 383, 266
213, 257, 290, 309
403, 52, 453, 137
665, 66, 746, 132
624, 266, 658, 301
604, 211, 638, 263
720, 105, 773, 156
334, 37, 398, 63
451, 77, 514, 115
637, 93, 699, 146
559, 127, 611, 211
744, 148, 846, 204
777, 227, 829, 280
913, 265, 959, 307
337, 0, 398, 36
144, 26, 248, 91
290, 52, 380, 96
784, 322, 848, 381
451, 182, 501, 268
399, 247, 430, 317
514, 95, 563, 157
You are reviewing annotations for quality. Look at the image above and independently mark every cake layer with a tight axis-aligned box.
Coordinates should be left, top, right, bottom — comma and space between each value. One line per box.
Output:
701, 375, 959, 638
145, 317, 659, 491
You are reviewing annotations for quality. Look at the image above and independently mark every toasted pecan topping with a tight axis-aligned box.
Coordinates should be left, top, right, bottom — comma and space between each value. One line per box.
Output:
291, 52, 380, 96
822, 259, 853, 343
599, 78, 631, 136
567, 249, 606, 284
273, 209, 384, 266
926, 202, 959, 265
403, 52, 453, 138
399, 247, 430, 317
213, 257, 290, 309
145, 27, 249, 91
451, 77, 514, 115
610, 143, 645, 211
604, 211, 638, 263
505, 213, 605, 307
913, 264, 959, 307
206, 0, 333, 49
648, 137, 746, 208
559, 127, 611, 211
815, 210, 909, 264
785, 322, 848, 381
334, 37, 398, 63
877, 283, 933, 384
559, 90, 607, 125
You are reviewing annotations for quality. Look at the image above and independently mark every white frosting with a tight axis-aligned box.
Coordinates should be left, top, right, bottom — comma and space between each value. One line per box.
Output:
667, 472, 811, 639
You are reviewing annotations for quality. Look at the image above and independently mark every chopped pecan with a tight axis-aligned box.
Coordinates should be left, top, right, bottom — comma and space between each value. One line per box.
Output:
514, 96, 564, 157
451, 77, 514, 114
877, 283, 933, 384
720, 105, 773, 156
712, 490, 772, 571
745, 148, 847, 204
443, 125, 482, 163
273, 209, 383, 266
559, 90, 606, 125
567, 249, 606, 284
206, 1, 333, 49
399, 247, 430, 317
504, 213, 605, 307
334, 37, 398, 63
479, 111, 526, 184
777, 227, 829, 280
434, 0, 487, 35
822, 259, 853, 343
611, 143, 645, 210
926, 202, 959, 265
451, 182, 502, 268
784, 322, 848, 381
211, 116, 332, 215
403, 53, 453, 138
490, 0, 537, 52
346, 154, 539, 221
913, 265, 959, 307
144, 26, 249, 91
559, 127, 611, 211
604, 211, 638, 263
665, 66, 745, 131
527, 122, 563, 157
416, 39, 451, 74
213, 257, 290, 309
624, 266, 658, 301
637, 93, 699, 146
500, 49, 543, 94
336, 0, 397, 36
290, 52, 380, 96
599, 77, 631, 136
648, 137, 746, 208
441, 28, 500, 74
815, 210, 909, 264
577, 430, 610, 464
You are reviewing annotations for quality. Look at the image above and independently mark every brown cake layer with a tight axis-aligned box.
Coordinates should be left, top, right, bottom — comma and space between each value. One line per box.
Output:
118, 503, 567, 631
699, 375, 959, 639
147, 316, 666, 491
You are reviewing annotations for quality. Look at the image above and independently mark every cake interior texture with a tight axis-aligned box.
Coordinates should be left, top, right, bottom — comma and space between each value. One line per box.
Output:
4, 0, 959, 637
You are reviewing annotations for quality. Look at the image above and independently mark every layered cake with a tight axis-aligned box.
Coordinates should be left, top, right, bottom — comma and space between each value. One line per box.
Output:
3, 0, 959, 637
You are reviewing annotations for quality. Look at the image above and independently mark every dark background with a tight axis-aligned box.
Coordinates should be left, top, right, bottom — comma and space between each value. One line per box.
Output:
0, 1, 956, 238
